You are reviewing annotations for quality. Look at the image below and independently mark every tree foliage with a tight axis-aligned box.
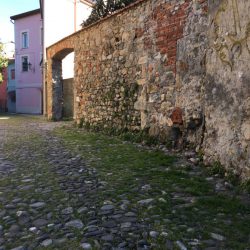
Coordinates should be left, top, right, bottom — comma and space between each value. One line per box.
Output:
82, 0, 136, 27
0, 43, 8, 83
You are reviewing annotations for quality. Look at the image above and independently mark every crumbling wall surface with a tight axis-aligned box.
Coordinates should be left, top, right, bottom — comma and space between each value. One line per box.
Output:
175, 0, 250, 179
202, 0, 250, 179
73, 0, 193, 132
176, 0, 208, 146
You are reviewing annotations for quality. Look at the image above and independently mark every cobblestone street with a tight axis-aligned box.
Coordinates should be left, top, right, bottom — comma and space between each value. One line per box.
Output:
0, 115, 249, 250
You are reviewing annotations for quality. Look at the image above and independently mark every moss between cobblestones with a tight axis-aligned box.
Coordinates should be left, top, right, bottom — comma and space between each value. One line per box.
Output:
1, 123, 83, 248
1, 117, 250, 249
54, 126, 250, 249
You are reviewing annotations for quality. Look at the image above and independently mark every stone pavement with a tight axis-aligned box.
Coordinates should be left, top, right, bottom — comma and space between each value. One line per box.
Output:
0, 115, 249, 250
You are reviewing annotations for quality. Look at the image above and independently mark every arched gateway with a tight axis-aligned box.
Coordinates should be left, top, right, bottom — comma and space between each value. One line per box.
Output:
46, 36, 76, 120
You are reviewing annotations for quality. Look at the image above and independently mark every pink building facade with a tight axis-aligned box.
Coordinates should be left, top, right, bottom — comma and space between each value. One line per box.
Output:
11, 9, 43, 114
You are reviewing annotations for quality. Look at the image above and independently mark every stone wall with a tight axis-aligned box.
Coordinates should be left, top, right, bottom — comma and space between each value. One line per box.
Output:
46, 0, 250, 179
47, 0, 194, 131
73, 0, 192, 132
203, 0, 250, 179
176, 0, 208, 147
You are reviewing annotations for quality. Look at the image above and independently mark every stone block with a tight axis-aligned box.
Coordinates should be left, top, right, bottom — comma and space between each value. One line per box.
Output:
134, 99, 147, 111
160, 102, 172, 112
138, 56, 148, 65
242, 122, 250, 140
149, 124, 160, 137
137, 79, 147, 85
141, 111, 148, 129
149, 93, 160, 103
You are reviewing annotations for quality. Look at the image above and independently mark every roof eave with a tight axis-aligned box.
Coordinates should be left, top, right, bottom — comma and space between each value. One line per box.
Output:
10, 9, 41, 21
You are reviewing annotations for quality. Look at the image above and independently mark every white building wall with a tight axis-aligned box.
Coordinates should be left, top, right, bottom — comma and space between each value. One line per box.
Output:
43, 0, 92, 78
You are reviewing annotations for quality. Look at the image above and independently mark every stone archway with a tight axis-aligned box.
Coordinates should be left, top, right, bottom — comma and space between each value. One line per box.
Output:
47, 36, 76, 120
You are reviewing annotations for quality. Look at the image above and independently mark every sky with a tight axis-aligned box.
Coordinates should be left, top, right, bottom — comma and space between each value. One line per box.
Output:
0, 0, 40, 56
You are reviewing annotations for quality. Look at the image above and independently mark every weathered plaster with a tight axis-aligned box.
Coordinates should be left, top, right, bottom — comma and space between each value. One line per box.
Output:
203, 0, 250, 179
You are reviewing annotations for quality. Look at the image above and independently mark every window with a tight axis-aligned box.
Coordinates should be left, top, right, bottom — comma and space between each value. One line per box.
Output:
21, 56, 29, 72
22, 31, 29, 48
11, 69, 15, 79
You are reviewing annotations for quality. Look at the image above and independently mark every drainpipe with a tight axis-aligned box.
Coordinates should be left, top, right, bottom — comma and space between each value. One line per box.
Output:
74, 0, 76, 32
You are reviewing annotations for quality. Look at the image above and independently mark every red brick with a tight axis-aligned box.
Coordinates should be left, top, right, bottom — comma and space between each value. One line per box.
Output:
170, 107, 183, 125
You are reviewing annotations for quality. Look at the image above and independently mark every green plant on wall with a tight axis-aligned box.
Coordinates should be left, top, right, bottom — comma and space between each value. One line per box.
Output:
0, 42, 8, 83
82, 0, 136, 27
